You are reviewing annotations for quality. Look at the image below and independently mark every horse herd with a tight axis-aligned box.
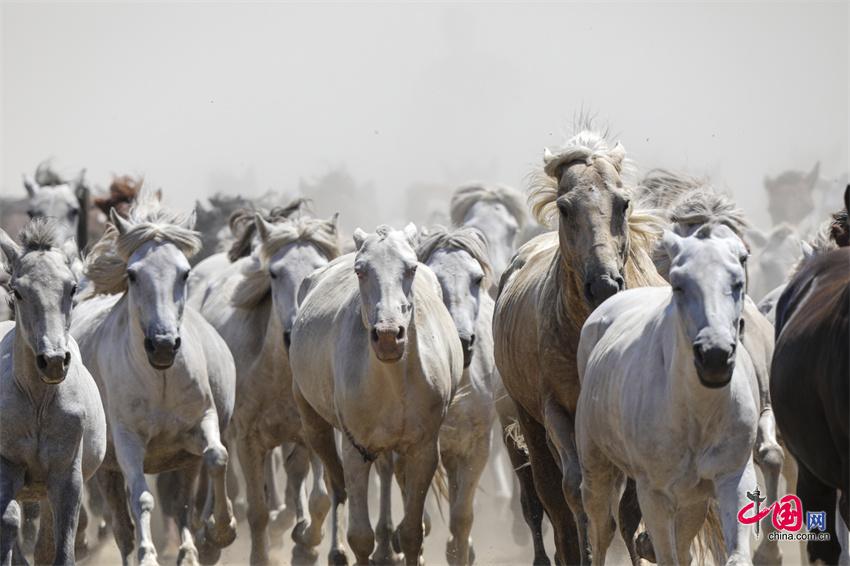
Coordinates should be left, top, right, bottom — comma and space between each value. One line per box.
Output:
0, 129, 847, 566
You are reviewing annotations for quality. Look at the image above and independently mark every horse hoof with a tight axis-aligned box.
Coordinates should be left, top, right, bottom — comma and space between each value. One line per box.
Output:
391, 530, 402, 554
269, 505, 295, 540
233, 498, 248, 522
97, 519, 111, 541
177, 545, 200, 566
292, 518, 324, 549
532, 554, 552, 566
328, 549, 349, 566
292, 543, 320, 565
371, 545, 402, 565
205, 515, 238, 548
636, 532, 657, 563
196, 532, 222, 566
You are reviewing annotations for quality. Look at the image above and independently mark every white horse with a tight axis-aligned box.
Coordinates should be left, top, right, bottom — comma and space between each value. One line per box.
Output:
194, 213, 340, 565
577, 224, 760, 565
290, 224, 462, 566
71, 202, 237, 566
417, 226, 498, 565
0, 221, 106, 566
449, 183, 526, 290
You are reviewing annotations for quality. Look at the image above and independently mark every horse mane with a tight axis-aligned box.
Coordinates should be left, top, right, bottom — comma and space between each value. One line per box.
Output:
450, 183, 527, 229
34, 160, 65, 186
226, 198, 312, 262
528, 129, 634, 227
232, 216, 341, 309
416, 226, 494, 288
85, 195, 202, 295
93, 175, 143, 215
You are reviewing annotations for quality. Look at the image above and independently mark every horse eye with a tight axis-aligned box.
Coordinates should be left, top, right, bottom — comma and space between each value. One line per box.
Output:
354, 265, 365, 279
69, 209, 79, 218
12, 288, 22, 301
269, 270, 278, 280
673, 286, 684, 294
732, 281, 744, 293
182, 271, 190, 282
70, 284, 78, 296
473, 275, 484, 286
127, 271, 137, 283
27, 210, 36, 218
406, 265, 418, 277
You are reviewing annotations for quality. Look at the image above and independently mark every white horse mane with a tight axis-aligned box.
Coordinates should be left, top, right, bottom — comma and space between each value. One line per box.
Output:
528, 129, 635, 227
232, 216, 341, 309
450, 183, 527, 229
416, 226, 493, 287
86, 196, 202, 295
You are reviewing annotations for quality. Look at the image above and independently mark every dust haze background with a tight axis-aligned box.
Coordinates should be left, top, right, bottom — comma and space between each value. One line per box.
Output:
1, 1, 848, 231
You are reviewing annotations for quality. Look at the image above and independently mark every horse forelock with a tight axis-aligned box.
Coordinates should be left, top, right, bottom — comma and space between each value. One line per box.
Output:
450, 183, 527, 229
19, 218, 60, 253
416, 226, 494, 286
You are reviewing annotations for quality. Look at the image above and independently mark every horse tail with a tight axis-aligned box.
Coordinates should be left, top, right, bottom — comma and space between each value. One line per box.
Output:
430, 458, 450, 520
694, 499, 726, 566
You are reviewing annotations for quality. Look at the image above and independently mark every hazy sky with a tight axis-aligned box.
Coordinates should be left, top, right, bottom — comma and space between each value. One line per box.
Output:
2, 1, 847, 228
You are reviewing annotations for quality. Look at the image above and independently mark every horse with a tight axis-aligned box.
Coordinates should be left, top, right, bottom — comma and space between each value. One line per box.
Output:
449, 182, 527, 291
770, 189, 850, 564
417, 226, 498, 565
577, 224, 757, 565
70, 199, 238, 565
0, 220, 106, 565
290, 224, 462, 566
493, 129, 666, 565
23, 162, 90, 255
764, 162, 821, 231
194, 213, 340, 565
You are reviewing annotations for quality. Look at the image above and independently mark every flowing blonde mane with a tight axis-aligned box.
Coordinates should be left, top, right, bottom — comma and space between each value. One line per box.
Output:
450, 183, 527, 229
85, 196, 202, 295
416, 226, 494, 288
232, 216, 341, 308
528, 129, 635, 227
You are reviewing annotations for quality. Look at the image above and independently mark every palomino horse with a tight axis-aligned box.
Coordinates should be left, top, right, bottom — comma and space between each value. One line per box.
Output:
71, 201, 238, 565
771, 191, 850, 564
417, 226, 497, 565
494, 129, 665, 565
194, 213, 340, 565
449, 182, 526, 291
290, 224, 462, 566
0, 221, 106, 565
577, 224, 758, 565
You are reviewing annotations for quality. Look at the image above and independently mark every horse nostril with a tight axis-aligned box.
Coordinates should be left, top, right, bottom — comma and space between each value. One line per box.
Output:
173, 337, 182, 352
144, 338, 155, 353
584, 282, 595, 303
36, 354, 47, 370
397, 326, 405, 340
614, 276, 625, 291
468, 334, 476, 347
693, 345, 704, 365
63, 352, 71, 367
371, 328, 379, 342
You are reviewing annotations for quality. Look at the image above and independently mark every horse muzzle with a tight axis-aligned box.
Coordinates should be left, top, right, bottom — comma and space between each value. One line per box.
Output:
370, 324, 406, 363
693, 344, 735, 388
584, 273, 624, 308
144, 334, 182, 370
459, 334, 475, 369
36, 351, 71, 384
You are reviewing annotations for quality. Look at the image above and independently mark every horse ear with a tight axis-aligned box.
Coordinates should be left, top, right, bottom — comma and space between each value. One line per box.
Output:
109, 208, 132, 235
60, 239, 79, 264
661, 230, 683, 259
543, 147, 555, 164
326, 213, 340, 233
805, 161, 820, 190
745, 228, 767, 249
609, 142, 626, 172
254, 214, 273, 243
0, 229, 21, 267
23, 174, 38, 197
799, 240, 814, 261
403, 222, 419, 246
154, 189, 163, 202
353, 228, 368, 251
182, 210, 197, 231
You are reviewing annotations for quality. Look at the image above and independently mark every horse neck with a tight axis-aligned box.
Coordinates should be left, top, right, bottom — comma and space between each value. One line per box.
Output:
663, 303, 729, 423
113, 294, 152, 370
555, 253, 591, 333
12, 326, 56, 405
259, 300, 287, 363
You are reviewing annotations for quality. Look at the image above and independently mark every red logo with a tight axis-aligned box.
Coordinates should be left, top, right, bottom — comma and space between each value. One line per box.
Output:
738, 493, 803, 532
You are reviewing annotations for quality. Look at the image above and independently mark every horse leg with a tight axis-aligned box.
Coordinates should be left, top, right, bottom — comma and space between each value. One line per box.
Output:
19, 502, 38, 557
74, 499, 89, 561
46, 456, 84, 566
95, 467, 135, 564
278, 444, 307, 546
489, 423, 514, 500
155, 470, 183, 555
634, 485, 677, 565
194, 411, 237, 551
797, 462, 842, 564
86, 476, 111, 541
340, 442, 373, 566
753, 408, 784, 565
266, 447, 289, 540
499, 412, 549, 566
715, 459, 757, 565
293, 386, 347, 565
578, 439, 619, 566
237, 437, 271, 565
443, 433, 489, 566
396, 441, 440, 566
292, 448, 330, 564
0, 458, 26, 566
33, 501, 53, 566
372, 452, 400, 565
514, 402, 579, 566
173, 464, 200, 566
617, 478, 642, 566
673, 500, 710, 565
112, 427, 159, 566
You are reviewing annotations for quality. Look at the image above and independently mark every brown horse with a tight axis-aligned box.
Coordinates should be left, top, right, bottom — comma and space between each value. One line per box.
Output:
494, 129, 666, 565
771, 187, 849, 565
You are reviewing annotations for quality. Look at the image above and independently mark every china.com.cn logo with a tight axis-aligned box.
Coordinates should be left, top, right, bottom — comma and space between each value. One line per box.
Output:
737, 487, 831, 542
